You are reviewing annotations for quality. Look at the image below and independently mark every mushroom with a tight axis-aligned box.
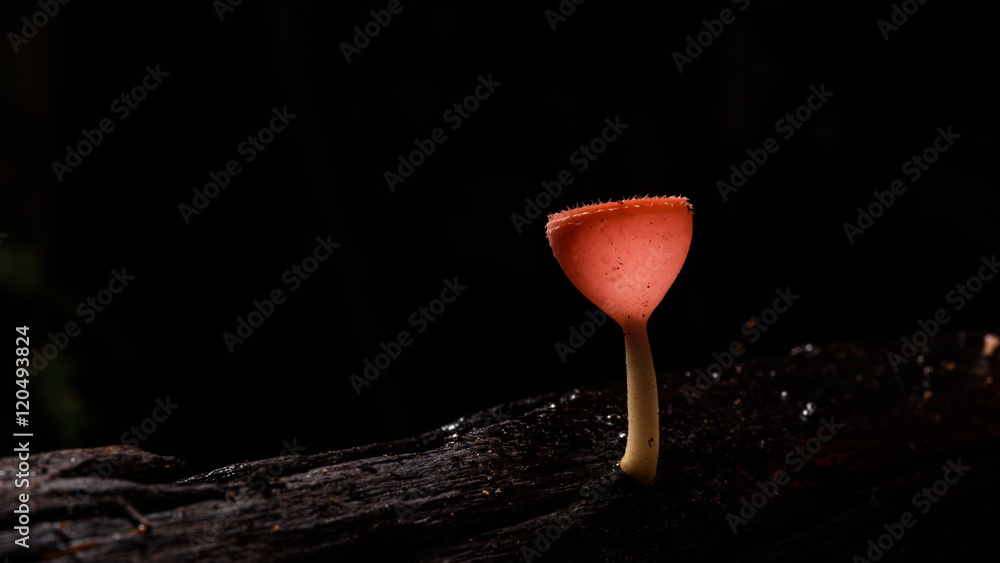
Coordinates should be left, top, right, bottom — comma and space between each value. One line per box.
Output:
545, 196, 693, 486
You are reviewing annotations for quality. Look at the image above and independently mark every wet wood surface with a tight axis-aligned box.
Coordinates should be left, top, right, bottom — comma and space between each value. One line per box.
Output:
2, 331, 998, 562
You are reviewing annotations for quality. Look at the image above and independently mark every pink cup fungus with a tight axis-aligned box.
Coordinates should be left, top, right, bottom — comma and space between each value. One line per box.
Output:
545, 196, 694, 486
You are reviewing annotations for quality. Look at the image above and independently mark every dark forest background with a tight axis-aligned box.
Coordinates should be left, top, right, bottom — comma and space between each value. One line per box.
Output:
1, 0, 997, 473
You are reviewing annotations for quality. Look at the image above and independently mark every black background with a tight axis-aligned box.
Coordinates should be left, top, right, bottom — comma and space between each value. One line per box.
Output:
2, 0, 997, 475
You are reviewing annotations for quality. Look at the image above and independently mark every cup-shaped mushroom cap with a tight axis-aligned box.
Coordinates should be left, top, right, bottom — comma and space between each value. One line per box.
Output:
545, 196, 693, 326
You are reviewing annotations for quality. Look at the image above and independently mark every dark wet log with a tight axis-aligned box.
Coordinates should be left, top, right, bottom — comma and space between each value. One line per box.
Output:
2, 331, 999, 562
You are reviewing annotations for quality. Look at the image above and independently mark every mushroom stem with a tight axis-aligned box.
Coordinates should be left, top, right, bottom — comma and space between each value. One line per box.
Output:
619, 319, 659, 486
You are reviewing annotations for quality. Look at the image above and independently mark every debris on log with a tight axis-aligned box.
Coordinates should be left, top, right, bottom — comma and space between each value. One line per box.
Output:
2, 331, 998, 562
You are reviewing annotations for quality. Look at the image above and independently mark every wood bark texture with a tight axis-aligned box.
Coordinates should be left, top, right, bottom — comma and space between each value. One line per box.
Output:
2, 331, 998, 562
